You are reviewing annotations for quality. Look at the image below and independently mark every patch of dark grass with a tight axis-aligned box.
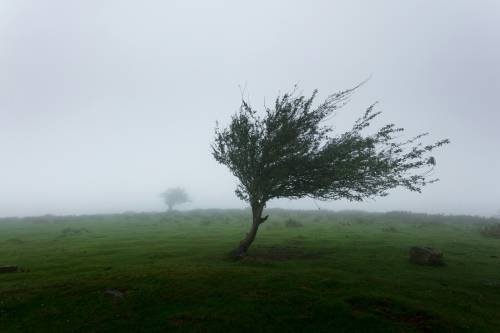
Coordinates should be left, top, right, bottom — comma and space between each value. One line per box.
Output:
414, 221, 442, 229
346, 296, 450, 332
4, 238, 24, 244
263, 221, 282, 229
247, 245, 327, 261
338, 219, 352, 227
61, 227, 90, 236
199, 219, 213, 226
353, 217, 374, 225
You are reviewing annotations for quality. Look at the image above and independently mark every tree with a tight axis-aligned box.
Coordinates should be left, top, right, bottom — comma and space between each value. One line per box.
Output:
160, 187, 190, 212
212, 85, 449, 258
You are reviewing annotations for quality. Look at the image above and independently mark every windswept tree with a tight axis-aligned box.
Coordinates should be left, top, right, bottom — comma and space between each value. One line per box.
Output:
212, 85, 449, 258
160, 187, 190, 212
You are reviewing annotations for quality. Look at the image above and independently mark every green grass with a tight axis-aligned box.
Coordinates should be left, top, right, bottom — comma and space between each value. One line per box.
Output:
1, 209, 499, 332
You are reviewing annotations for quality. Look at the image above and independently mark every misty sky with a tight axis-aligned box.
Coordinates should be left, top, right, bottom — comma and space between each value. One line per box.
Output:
1, 1, 499, 217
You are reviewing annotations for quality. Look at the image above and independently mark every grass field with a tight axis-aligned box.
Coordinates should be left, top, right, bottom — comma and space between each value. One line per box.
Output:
1, 209, 499, 332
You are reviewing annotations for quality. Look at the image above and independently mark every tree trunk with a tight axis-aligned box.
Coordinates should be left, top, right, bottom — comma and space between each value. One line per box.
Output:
229, 203, 268, 259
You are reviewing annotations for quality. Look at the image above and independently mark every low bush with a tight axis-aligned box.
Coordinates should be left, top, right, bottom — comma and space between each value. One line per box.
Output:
480, 223, 500, 238
61, 227, 89, 236
382, 226, 398, 233
285, 219, 303, 228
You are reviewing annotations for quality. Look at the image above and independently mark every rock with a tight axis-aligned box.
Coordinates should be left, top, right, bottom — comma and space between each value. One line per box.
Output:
0, 266, 19, 273
409, 246, 444, 266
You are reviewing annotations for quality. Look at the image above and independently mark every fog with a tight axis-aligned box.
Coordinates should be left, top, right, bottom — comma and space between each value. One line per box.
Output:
1, 0, 499, 217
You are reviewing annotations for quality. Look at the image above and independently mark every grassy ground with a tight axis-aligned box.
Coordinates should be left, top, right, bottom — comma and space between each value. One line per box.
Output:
0, 209, 499, 332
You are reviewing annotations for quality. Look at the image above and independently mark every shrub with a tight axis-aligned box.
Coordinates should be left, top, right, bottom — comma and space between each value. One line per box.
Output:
199, 219, 213, 226
480, 224, 500, 238
285, 219, 303, 228
382, 226, 398, 233
61, 227, 89, 236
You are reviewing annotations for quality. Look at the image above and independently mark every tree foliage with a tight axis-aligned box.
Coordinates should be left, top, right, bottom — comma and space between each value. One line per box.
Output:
212, 84, 449, 257
160, 187, 190, 211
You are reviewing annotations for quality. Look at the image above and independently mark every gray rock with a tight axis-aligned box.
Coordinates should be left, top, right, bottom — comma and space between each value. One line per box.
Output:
409, 246, 444, 266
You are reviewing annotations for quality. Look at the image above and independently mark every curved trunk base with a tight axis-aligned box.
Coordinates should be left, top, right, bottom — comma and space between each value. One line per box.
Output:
228, 204, 268, 260
228, 222, 259, 260
228, 245, 249, 260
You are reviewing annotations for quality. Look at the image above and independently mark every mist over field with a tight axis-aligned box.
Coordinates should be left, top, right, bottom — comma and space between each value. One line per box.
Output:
1, 0, 499, 217
2, 3, 500, 332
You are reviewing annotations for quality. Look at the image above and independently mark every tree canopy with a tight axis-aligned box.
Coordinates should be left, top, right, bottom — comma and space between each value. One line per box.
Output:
160, 187, 190, 212
212, 85, 449, 257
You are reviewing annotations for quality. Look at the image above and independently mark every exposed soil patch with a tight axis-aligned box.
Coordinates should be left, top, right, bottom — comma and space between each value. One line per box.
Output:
168, 313, 200, 326
346, 296, 446, 332
247, 245, 328, 261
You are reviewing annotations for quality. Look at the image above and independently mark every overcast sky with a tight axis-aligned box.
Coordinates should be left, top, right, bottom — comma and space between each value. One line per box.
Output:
1, 0, 499, 217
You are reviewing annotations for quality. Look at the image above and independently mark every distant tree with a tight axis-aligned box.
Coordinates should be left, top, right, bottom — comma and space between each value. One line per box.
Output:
160, 187, 190, 212
212, 84, 449, 258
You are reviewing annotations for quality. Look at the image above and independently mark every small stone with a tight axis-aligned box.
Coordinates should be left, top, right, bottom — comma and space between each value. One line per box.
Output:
105, 288, 126, 299
0, 266, 19, 273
